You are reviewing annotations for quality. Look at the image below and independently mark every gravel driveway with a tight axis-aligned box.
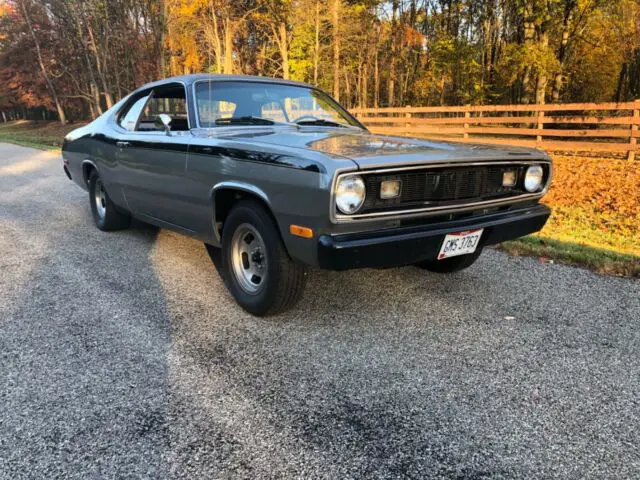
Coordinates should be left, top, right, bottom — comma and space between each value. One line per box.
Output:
0, 142, 638, 479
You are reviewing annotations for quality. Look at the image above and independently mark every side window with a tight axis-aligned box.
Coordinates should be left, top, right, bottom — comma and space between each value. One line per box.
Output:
118, 94, 150, 131
137, 85, 189, 132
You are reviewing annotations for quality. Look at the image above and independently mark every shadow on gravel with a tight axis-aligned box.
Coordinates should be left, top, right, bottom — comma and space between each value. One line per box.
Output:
0, 153, 173, 478
149, 228, 640, 479
147, 232, 514, 477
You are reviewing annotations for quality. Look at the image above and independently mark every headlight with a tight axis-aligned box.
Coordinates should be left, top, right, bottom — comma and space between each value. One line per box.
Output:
524, 165, 544, 192
335, 175, 366, 214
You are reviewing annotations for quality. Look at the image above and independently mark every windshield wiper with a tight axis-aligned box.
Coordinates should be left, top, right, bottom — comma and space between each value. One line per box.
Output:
214, 116, 275, 126
295, 119, 348, 128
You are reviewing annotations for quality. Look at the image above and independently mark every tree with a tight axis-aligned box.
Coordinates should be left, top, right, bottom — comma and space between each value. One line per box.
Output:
18, 0, 66, 123
1, 0, 638, 123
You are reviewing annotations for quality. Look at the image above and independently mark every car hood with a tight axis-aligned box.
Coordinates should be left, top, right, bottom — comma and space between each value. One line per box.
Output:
198, 127, 547, 169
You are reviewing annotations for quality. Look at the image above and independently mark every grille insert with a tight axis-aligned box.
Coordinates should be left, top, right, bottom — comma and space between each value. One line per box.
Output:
360, 164, 538, 214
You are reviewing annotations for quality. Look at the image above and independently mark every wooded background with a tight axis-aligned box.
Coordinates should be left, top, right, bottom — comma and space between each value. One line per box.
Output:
1, 0, 639, 124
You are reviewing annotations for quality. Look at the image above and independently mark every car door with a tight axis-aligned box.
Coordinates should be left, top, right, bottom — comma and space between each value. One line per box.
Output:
115, 83, 194, 230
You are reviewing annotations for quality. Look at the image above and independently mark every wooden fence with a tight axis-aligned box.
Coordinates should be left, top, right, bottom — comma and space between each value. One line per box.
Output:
351, 101, 640, 160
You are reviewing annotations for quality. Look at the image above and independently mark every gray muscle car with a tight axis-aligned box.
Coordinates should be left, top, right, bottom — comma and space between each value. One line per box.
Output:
62, 74, 552, 315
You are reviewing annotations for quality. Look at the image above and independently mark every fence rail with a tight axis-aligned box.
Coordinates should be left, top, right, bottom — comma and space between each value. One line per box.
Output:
351, 101, 640, 160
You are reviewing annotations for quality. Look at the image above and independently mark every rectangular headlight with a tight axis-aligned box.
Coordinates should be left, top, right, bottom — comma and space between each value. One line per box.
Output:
380, 180, 401, 199
502, 170, 517, 187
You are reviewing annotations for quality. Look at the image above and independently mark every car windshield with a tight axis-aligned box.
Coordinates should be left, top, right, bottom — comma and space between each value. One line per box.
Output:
194, 80, 362, 129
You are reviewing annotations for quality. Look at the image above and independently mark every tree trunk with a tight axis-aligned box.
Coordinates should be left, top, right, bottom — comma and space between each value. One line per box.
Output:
224, 19, 234, 74
344, 71, 351, 108
86, 20, 113, 108
374, 49, 379, 108
88, 98, 97, 120
521, 1, 535, 104
313, 0, 320, 86
211, 3, 223, 74
331, 0, 340, 101
1, 111, 7, 123
535, 31, 549, 104
68, 3, 103, 114
279, 22, 289, 80
90, 82, 103, 116
615, 63, 628, 102
387, 0, 399, 107
19, 0, 66, 124
356, 59, 362, 108
551, 5, 573, 103
158, 0, 167, 77
362, 62, 368, 109
550, 74, 562, 103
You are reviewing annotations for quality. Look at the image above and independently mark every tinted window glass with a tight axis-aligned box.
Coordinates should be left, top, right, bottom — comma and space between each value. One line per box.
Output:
137, 86, 189, 132
194, 81, 361, 129
119, 95, 149, 131
197, 98, 237, 125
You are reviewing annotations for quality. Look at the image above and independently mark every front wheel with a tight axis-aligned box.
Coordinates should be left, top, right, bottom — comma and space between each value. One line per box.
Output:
213, 199, 306, 316
414, 249, 483, 273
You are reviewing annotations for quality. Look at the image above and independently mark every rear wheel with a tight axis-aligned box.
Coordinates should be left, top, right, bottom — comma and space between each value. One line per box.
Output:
210, 199, 306, 316
414, 249, 483, 273
88, 170, 130, 231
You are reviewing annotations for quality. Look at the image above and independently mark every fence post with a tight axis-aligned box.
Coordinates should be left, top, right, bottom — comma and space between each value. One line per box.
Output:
405, 106, 412, 136
629, 99, 639, 161
463, 105, 470, 140
536, 109, 545, 144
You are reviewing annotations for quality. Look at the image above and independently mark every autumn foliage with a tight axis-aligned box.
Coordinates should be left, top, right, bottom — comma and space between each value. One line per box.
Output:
542, 155, 640, 249
1, 0, 640, 124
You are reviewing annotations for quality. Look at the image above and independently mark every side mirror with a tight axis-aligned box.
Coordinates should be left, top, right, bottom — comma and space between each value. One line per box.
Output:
155, 114, 172, 136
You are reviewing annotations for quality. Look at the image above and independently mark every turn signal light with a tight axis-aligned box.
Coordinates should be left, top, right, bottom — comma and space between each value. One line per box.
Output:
290, 225, 314, 238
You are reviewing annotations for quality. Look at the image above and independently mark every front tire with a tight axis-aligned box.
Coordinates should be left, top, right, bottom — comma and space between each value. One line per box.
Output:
214, 199, 306, 316
88, 170, 130, 231
415, 249, 483, 273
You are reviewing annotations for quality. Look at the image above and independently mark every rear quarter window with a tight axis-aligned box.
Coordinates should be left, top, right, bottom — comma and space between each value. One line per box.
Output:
118, 95, 150, 131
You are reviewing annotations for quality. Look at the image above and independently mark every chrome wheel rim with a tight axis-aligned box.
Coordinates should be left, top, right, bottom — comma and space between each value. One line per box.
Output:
94, 178, 107, 220
230, 223, 268, 295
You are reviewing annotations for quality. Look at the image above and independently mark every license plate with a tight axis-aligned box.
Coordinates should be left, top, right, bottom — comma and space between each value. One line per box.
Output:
438, 229, 483, 260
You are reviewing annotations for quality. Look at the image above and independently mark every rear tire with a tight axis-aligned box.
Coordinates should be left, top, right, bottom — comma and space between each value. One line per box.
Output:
415, 249, 483, 273
212, 199, 306, 316
88, 170, 130, 231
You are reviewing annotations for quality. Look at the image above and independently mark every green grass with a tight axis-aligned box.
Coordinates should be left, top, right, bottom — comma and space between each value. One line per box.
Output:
500, 235, 640, 278
0, 120, 82, 151
498, 202, 640, 278
540, 206, 639, 257
0, 132, 61, 151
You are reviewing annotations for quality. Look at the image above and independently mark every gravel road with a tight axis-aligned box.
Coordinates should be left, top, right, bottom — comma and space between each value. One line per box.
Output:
0, 142, 638, 479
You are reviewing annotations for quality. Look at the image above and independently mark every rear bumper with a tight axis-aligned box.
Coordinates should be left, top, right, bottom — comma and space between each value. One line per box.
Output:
317, 204, 550, 270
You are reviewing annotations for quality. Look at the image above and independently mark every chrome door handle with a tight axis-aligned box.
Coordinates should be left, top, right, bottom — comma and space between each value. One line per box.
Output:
116, 141, 130, 148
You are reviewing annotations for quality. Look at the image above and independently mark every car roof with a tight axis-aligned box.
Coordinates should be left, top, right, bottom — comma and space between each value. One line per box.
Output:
138, 74, 313, 92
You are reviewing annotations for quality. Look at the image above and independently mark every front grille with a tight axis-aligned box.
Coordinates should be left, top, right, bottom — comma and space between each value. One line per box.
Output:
360, 164, 541, 214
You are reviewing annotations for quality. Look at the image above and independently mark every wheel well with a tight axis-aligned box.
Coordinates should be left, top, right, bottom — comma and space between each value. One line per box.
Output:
214, 188, 278, 240
82, 162, 96, 187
